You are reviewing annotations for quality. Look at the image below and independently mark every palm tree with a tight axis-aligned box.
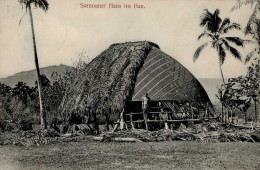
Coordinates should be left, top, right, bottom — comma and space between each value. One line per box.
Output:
232, 0, 260, 35
245, 19, 260, 63
18, 0, 49, 129
193, 9, 245, 84
232, 0, 260, 63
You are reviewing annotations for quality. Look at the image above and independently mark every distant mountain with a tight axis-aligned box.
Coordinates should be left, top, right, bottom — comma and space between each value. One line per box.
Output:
0, 65, 224, 104
0, 64, 74, 87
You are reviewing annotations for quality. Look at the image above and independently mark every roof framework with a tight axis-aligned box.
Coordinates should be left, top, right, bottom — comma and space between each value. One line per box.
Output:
132, 47, 210, 101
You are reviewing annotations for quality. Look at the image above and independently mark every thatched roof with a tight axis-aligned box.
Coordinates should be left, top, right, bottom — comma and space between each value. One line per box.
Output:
132, 47, 209, 101
59, 41, 211, 123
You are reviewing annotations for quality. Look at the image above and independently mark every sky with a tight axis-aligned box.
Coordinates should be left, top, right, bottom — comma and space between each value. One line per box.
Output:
0, 0, 257, 79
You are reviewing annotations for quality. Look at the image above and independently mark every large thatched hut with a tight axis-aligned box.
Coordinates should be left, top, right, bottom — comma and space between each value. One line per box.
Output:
59, 41, 213, 130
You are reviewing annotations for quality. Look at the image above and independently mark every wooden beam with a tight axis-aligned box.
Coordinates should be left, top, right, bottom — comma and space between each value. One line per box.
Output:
125, 111, 186, 116
125, 119, 201, 123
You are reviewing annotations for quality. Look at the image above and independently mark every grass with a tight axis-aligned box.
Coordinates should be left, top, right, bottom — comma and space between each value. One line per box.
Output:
0, 141, 260, 170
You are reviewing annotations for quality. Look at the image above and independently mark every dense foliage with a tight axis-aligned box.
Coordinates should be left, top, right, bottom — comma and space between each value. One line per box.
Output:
216, 58, 260, 122
0, 74, 66, 131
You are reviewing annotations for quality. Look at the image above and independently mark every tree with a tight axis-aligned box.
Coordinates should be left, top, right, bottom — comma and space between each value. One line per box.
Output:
18, 0, 49, 129
245, 19, 260, 63
232, 0, 260, 35
220, 77, 251, 123
193, 9, 245, 84
0, 83, 12, 121
244, 58, 260, 122
232, 1, 260, 63
219, 59, 260, 123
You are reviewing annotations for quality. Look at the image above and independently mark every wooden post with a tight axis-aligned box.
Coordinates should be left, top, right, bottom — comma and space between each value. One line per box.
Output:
130, 114, 135, 129
205, 108, 208, 121
228, 107, 230, 123
225, 107, 228, 123
112, 121, 119, 133
120, 109, 125, 130
164, 111, 169, 130
165, 122, 169, 130
207, 103, 209, 121
231, 108, 233, 124
143, 112, 148, 130
191, 105, 194, 119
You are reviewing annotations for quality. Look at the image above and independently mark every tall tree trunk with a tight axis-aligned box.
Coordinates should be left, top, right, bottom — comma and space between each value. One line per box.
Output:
28, 4, 46, 129
219, 61, 225, 123
254, 97, 257, 122
219, 61, 225, 85
221, 103, 224, 122
225, 107, 228, 123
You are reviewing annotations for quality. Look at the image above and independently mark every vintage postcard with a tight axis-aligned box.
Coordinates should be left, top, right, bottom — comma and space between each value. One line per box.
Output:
0, 0, 259, 169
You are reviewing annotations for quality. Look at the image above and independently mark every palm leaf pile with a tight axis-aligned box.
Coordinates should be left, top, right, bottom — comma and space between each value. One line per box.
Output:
98, 123, 259, 143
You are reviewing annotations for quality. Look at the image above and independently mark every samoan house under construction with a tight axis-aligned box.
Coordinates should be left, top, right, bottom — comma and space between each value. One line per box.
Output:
59, 41, 214, 130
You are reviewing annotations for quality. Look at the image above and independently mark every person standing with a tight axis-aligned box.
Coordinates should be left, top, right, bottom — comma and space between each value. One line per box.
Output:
142, 92, 150, 130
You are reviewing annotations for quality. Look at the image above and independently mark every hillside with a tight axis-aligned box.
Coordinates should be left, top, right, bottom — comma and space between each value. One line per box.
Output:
0, 64, 74, 87
0, 65, 222, 104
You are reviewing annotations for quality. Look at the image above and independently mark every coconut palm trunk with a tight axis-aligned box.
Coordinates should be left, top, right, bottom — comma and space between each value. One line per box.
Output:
28, 4, 46, 129
219, 61, 226, 85
219, 59, 226, 123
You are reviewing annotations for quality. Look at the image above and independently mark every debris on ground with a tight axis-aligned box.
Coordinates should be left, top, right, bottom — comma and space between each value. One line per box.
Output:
0, 122, 259, 146
98, 122, 260, 143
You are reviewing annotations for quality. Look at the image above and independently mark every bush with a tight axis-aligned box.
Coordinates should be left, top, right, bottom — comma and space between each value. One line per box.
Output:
0, 119, 7, 132
18, 119, 33, 131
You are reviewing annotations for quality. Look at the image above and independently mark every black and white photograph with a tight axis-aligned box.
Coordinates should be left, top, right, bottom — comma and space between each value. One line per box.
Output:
0, 0, 260, 169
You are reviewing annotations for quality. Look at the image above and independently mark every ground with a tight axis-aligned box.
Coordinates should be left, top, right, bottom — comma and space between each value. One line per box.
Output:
0, 141, 259, 170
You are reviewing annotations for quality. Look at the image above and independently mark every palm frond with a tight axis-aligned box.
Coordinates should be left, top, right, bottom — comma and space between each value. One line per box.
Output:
219, 18, 230, 33
216, 44, 226, 65
231, 0, 256, 11
34, 0, 49, 11
200, 9, 211, 27
212, 39, 223, 48
245, 5, 258, 34
228, 46, 242, 61
246, 18, 260, 43
200, 9, 222, 33
254, 19, 260, 42
223, 23, 242, 33
213, 9, 222, 31
223, 38, 253, 61
18, 0, 49, 11
245, 47, 259, 63
224, 37, 244, 47
19, 12, 27, 25
193, 42, 209, 62
197, 32, 215, 40
222, 39, 230, 49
